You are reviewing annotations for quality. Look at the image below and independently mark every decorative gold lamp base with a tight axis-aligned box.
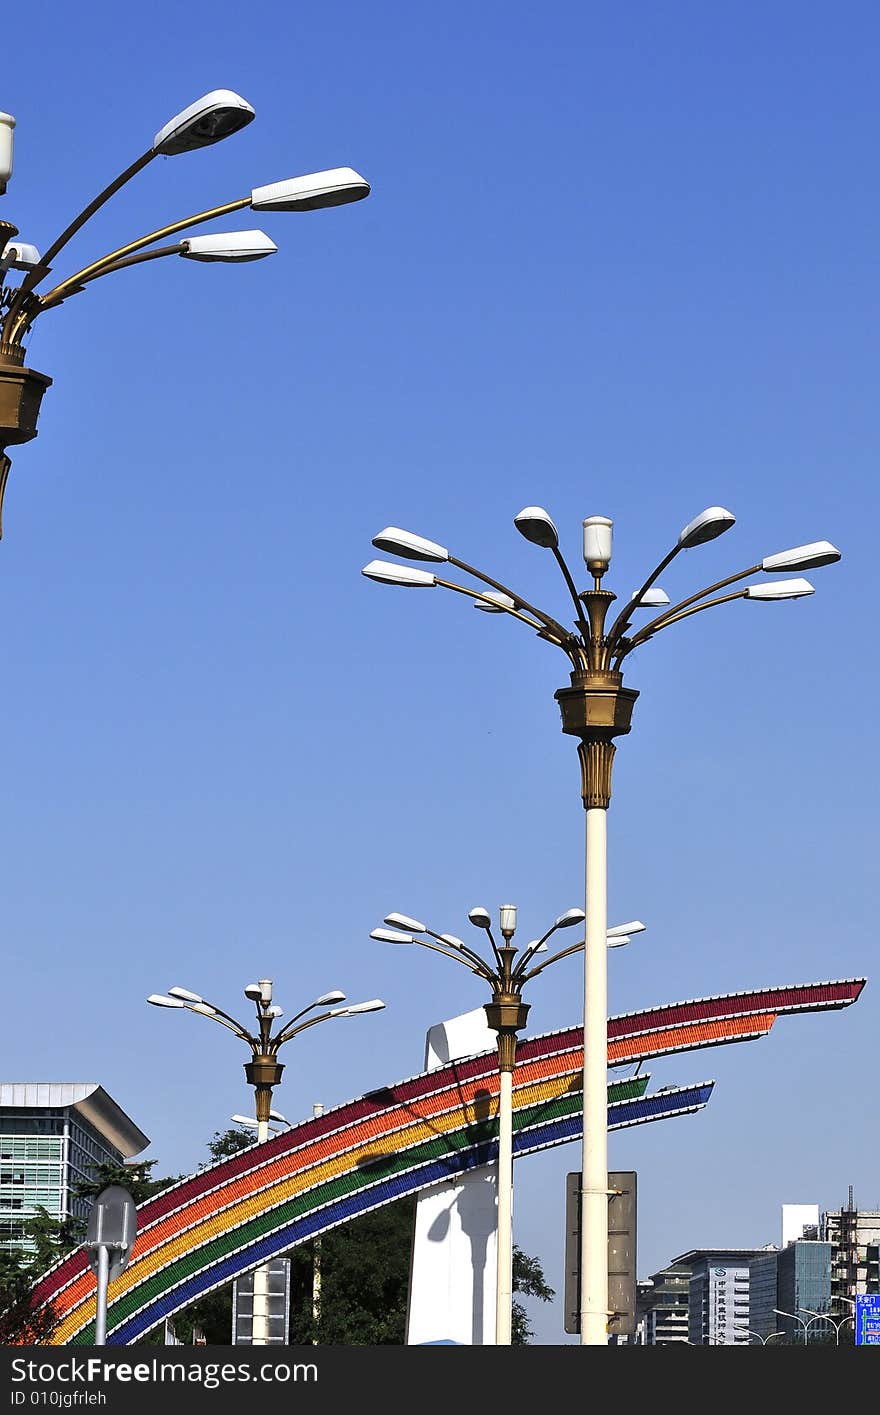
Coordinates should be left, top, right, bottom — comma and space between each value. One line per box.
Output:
0, 357, 53, 537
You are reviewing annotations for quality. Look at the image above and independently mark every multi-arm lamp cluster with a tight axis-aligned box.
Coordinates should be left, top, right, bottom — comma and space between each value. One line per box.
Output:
371, 901, 645, 1345
148, 976, 384, 1345
0, 91, 369, 531
363, 503, 840, 1344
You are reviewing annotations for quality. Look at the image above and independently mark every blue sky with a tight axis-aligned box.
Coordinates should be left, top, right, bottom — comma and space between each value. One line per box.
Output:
2, 1, 877, 1343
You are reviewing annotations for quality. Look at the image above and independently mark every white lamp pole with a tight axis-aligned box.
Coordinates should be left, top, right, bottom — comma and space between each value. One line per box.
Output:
372, 904, 643, 1344
363, 508, 840, 1345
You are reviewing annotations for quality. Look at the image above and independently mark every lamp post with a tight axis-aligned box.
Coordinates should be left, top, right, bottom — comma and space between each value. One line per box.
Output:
799, 1307, 855, 1345
148, 978, 385, 1346
371, 902, 645, 1344
732, 1324, 786, 1345
0, 92, 369, 535
774, 1307, 810, 1344
363, 506, 840, 1345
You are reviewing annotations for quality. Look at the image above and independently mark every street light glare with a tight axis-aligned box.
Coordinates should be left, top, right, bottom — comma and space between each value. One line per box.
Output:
152, 90, 256, 156
677, 506, 737, 548
250, 168, 371, 212
514, 506, 559, 549
383, 912, 426, 933
370, 527, 449, 562
744, 577, 814, 600
361, 560, 437, 587
761, 540, 841, 572
180, 231, 278, 263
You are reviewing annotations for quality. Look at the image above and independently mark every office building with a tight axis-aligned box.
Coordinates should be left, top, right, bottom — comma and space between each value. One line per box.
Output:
675, 1248, 767, 1345
635, 1260, 691, 1344
0, 1082, 149, 1252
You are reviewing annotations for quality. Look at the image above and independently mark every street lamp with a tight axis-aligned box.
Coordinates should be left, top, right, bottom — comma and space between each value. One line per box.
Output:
363, 506, 840, 1345
0, 92, 370, 534
774, 1307, 810, 1344
732, 1324, 786, 1345
799, 1306, 855, 1345
148, 977, 384, 1345
371, 902, 645, 1345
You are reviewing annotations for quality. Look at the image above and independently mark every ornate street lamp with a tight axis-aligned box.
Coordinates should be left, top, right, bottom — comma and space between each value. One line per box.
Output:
371, 903, 645, 1344
0, 93, 370, 533
148, 977, 384, 1345
363, 505, 840, 1345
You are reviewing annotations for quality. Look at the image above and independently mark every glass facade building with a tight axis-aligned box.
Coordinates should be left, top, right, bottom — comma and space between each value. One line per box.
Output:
777, 1240, 833, 1343
0, 1083, 148, 1253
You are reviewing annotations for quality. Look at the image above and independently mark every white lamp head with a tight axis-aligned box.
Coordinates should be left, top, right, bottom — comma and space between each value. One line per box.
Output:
607, 920, 646, 937
258, 979, 273, 1003
468, 907, 492, 929
265, 1005, 284, 1018
514, 506, 559, 549
606, 935, 631, 949
231, 1114, 258, 1127
0, 112, 14, 193
630, 587, 670, 607
153, 90, 255, 156
251, 168, 370, 212
180, 231, 277, 263
190, 1002, 217, 1016
2, 240, 41, 271
474, 591, 515, 613
370, 927, 414, 945
439, 934, 465, 950
384, 913, 426, 933
554, 908, 586, 929
527, 939, 548, 953
314, 990, 346, 1006
168, 986, 203, 1003
582, 516, 613, 572
744, 578, 814, 601
761, 541, 841, 572
370, 528, 449, 562
244, 983, 263, 1000
361, 560, 437, 587
147, 993, 185, 1008
332, 999, 386, 1016
677, 506, 736, 548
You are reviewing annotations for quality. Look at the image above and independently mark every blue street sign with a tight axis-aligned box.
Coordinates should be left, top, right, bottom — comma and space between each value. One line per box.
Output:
855, 1294, 880, 1345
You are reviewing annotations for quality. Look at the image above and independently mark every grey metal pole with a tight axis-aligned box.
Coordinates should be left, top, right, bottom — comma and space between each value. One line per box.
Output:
94, 1245, 110, 1346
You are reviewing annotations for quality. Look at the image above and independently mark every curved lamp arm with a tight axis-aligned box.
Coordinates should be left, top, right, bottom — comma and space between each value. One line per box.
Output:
28, 195, 252, 325
183, 1001, 255, 1045
420, 925, 498, 979
445, 552, 577, 649
438, 578, 587, 670
519, 937, 586, 982
2, 147, 158, 337
618, 561, 762, 658
620, 587, 752, 653
606, 542, 683, 648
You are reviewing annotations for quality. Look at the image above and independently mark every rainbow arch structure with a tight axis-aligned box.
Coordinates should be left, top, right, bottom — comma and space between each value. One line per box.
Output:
30, 977, 865, 1344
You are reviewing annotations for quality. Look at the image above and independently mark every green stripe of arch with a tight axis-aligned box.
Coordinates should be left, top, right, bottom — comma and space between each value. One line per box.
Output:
70, 1076, 647, 1343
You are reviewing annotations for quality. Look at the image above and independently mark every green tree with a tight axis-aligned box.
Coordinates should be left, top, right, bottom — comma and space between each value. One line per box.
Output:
512, 1245, 555, 1344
